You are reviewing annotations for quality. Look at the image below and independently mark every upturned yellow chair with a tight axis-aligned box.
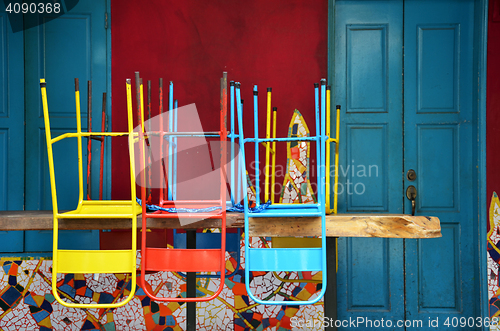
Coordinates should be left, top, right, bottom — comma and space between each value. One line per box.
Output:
40, 78, 140, 308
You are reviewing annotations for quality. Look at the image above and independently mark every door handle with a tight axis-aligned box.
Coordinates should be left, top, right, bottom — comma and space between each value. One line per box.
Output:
406, 185, 417, 216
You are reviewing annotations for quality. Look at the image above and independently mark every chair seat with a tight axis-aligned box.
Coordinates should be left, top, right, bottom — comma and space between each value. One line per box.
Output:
59, 200, 142, 218
55, 249, 136, 273
146, 200, 224, 219
248, 206, 322, 218
150, 212, 223, 219
247, 248, 323, 271
159, 200, 223, 208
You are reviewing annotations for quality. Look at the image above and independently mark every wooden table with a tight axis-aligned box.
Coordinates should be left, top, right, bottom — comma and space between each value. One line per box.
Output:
0, 211, 440, 330
0, 211, 440, 238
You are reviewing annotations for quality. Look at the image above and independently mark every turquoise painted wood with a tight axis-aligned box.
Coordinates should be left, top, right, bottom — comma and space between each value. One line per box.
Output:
24, 0, 108, 251
334, 1, 405, 327
403, 0, 478, 328
475, 0, 489, 321
333, 0, 480, 329
0, 3, 24, 251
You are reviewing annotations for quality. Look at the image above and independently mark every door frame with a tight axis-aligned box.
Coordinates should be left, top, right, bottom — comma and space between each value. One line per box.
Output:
105, 0, 112, 199
327, 0, 489, 323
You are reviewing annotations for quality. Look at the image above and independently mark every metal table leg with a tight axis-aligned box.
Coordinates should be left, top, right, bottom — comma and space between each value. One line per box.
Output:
325, 237, 338, 330
186, 230, 196, 331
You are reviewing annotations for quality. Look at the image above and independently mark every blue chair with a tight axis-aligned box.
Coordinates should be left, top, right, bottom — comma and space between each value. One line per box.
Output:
235, 80, 328, 305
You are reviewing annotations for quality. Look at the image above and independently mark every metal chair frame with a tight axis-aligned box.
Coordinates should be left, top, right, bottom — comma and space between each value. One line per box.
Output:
235, 80, 329, 305
137, 72, 228, 302
40, 78, 139, 309
164, 78, 242, 280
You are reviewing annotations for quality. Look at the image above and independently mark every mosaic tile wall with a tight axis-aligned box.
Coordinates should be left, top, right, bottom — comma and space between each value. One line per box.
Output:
0, 237, 323, 330
280, 110, 316, 205
489, 192, 500, 330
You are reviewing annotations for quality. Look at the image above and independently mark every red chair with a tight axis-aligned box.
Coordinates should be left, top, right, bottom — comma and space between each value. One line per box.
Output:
135, 72, 228, 302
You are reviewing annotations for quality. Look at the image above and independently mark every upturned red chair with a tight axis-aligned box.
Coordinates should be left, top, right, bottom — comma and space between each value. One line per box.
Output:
133, 72, 228, 302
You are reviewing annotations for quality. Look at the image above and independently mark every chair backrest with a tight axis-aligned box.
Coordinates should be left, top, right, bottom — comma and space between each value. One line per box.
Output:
40, 78, 137, 214
134, 74, 228, 210
235, 80, 328, 213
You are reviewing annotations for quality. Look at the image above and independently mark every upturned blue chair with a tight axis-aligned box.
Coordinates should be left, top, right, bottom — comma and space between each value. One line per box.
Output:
235, 80, 328, 305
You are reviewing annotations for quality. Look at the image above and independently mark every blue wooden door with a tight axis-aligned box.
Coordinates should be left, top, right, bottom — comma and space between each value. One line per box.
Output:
24, 0, 108, 251
0, 3, 24, 251
334, 0, 479, 329
334, 1, 405, 327
403, 0, 478, 328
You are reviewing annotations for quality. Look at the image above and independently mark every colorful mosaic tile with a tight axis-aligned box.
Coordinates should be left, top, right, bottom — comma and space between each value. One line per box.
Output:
0, 235, 322, 330
489, 192, 500, 331
280, 110, 316, 204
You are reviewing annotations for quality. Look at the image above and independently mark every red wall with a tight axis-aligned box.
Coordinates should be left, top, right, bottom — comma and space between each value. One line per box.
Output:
110, 0, 328, 201
488, 0, 500, 224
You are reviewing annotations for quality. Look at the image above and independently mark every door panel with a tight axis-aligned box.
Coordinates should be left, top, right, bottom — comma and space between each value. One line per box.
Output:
346, 124, 389, 211
24, 0, 107, 251
404, 0, 476, 327
417, 125, 459, 211
416, 25, 460, 113
335, 1, 405, 327
347, 237, 391, 310
0, 4, 24, 251
417, 224, 461, 310
346, 24, 388, 113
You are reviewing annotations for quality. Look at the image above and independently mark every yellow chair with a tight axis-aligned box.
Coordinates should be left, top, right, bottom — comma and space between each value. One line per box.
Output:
40, 78, 140, 308
325, 87, 340, 215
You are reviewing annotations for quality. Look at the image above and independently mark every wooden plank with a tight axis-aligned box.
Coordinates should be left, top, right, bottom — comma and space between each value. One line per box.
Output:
0, 211, 440, 238
247, 215, 441, 238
